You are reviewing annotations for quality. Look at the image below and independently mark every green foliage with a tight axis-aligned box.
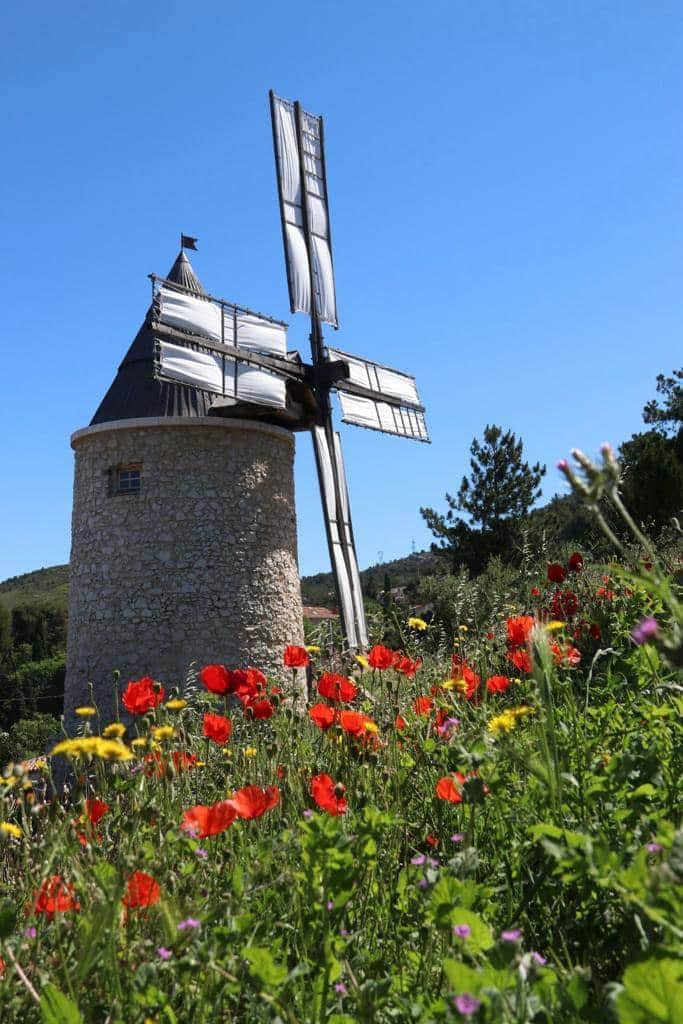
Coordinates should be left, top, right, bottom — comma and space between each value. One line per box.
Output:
642, 367, 683, 437
421, 424, 546, 574
0, 564, 69, 611
616, 956, 683, 1023
619, 430, 683, 535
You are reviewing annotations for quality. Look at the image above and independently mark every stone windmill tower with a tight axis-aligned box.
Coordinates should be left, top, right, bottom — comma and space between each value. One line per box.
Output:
64, 244, 306, 723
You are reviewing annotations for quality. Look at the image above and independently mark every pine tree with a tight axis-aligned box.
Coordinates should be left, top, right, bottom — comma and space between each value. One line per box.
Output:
421, 425, 545, 574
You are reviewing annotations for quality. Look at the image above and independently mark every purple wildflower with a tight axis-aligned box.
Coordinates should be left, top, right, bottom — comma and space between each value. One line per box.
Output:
450, 832, 465, 843
177, 917, 201, 931
410, 854, 426, 866
326, 900, 334, 911
632, 617, 659, 646
646, 842, 663, 853
302, 809, 314, 820
454, 993, 481, 1016
195, 847, 208, 859
157, 947, 172, 960
427, 857, 440, 868
532, 951, 547, 966
340, 928, 350, 937
437, 716, 460, 738
334, 982, 348, 995
501, 928, 522, 942
453, 924, 471, 939
23, 927, 37, 939
418, 878, 430, 889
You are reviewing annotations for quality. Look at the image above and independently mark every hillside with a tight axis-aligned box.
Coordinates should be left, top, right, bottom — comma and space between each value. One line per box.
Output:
0, 564, 70, 610
0, 552, 437, 612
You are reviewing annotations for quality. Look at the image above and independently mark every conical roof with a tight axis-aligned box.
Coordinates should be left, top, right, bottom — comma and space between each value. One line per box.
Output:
90, 250, 213, 425
165, 249, 205, 294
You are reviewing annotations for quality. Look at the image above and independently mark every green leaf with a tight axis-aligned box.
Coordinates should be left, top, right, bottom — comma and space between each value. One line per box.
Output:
242, 945, 288, 991
616, 957, 683, 1023
40, 984, 84, 1024
0, 900, 17, 939
442, 959, 481, 994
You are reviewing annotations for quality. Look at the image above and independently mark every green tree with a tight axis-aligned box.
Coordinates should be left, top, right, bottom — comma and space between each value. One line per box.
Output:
642, 367, 683, 437
421, 425, 546, 574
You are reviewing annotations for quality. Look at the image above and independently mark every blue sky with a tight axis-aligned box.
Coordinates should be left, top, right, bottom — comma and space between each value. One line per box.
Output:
1, 1, 681, 581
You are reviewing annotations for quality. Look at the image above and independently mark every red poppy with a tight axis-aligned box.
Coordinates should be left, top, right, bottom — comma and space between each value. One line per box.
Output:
589, 623, 602, 640
283, 645, 309, 668
339, 709, 376, 738
550, 642, 581, 666
243, 697, 275, 720
547, 563, 566, 584
450, 656, 481, 699
227, 785, 280, 819
486, 675, 511, 694
367, 644, 395, 670
395, 714, 407, 731
276, 764, 287, 780
567, 552, 584, 573
393, 654, 423, 678
34, 875, 80, 916
530, 586, 541, 598
73, 798, 109, 843
551, 589, 580, 619
486, 630, 496, 640
200, 663, 230, 694
122, 676, 165, 715
596, 586, 615, 601
122, 871, 161, 909
507, 648, 532, 673
425, 834, 439, 848
435, 772, 466, 803
143, 750, 198, 778
309, 703, 336, 730
181, 800, 237, 838
203, 712, 232, 744
318, 673, 357, 703
413, 695, 434, 716
506, 616, 534, 648
311, 774, 347, 816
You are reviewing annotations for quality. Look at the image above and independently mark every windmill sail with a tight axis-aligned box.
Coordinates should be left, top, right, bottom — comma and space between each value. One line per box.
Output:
152, 279, 291, 410
327, 347, 430, 442
332, 432, 368, 648
312, 427, 360, 648
270, 92, 338, 328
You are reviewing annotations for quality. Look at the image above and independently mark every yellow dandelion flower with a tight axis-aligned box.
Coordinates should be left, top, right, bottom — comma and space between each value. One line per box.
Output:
354, 655, 369, 669
149, 741, 162, 753
305, 645, 321, 654
151, 725, 175, 742
363, 721, 379, 734
0, 822, 22, 839
0, 776, 18, 788
131, 737, 148, 750
453, 678, 468, 694
165, 698, 187, 711
51, 737, 133, 761
224, 748, 233, 757
244, 747, 258, 758
458, 624, 469, 633
510, 705, 535, 719
487, 711, 517, 736
407, 617, 428, 631
545, 621, 566, 632
75, 706, 97, 717
102, 723, 126, 739
441, 679, 456, 691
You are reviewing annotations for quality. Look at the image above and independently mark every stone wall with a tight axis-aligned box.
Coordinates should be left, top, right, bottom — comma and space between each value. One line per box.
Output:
64, 417, 305, 725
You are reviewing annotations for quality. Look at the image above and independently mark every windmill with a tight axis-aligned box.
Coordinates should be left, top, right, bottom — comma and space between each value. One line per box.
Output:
148, 93, 429, 651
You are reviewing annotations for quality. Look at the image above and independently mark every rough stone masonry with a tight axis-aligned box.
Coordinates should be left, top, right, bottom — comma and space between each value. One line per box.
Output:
64, 416, 305, 726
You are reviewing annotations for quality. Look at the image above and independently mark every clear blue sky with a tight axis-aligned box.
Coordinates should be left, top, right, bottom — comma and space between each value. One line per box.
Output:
1, 1, 681, 582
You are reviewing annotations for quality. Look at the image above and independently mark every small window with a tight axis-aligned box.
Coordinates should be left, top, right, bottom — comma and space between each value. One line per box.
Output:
115, 464, 141, 495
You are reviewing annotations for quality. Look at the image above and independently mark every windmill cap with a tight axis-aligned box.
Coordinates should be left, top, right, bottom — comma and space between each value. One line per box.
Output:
166, 248, 205, 295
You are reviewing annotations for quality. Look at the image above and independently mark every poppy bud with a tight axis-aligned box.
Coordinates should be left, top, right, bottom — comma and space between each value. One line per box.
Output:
333, 782, 346, 799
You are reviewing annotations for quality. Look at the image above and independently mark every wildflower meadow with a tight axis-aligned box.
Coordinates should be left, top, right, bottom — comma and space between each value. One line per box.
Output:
0, 449, 681, 1023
